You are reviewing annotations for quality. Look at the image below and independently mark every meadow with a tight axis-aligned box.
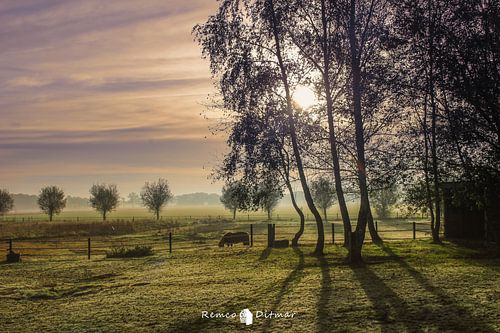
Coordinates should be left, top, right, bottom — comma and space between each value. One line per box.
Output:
1, 239, 499, 332
1, 211, 498, 332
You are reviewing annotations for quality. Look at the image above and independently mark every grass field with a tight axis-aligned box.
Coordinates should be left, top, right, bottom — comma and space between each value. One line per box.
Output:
2, 203, 415, 223
1, 240, 499, 332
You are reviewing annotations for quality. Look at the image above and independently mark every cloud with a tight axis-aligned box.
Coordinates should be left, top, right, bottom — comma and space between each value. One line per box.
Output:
0, 0, 225, 195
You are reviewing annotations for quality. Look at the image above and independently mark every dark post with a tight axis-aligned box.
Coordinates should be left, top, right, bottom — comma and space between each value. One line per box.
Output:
272, 224, 276, 245
87, 238, 91, 260
250, 224, 253, 247
413, 222, 416, 240
169, 232, 172, 253
376, 221, 378, 232
331, 223, 335, 244
267, 224, 271, 247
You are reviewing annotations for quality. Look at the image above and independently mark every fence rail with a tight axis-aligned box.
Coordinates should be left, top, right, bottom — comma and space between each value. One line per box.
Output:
2, 221, 433, 262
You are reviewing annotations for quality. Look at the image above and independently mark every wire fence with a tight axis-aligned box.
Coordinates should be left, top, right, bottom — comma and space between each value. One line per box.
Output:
1, 221, 433, 262
0, 211, 431, 223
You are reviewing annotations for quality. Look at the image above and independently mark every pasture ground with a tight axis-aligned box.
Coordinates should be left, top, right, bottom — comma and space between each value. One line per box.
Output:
1, 238, 499, 332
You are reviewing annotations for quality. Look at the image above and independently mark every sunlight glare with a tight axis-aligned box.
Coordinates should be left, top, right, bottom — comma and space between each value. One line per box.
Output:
293, 85, 317, 109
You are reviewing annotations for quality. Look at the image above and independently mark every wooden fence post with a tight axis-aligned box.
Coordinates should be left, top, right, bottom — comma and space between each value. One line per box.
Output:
331, 223, 335, 245
250, 224, 253, 247
169, 232, 172, 253
87, 238, 91, 260
413, 222, 416, 240
267, 224, 275, 248
273, 224, 276, 244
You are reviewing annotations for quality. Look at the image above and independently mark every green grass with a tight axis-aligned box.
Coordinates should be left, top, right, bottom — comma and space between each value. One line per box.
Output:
0, 240, 498, 332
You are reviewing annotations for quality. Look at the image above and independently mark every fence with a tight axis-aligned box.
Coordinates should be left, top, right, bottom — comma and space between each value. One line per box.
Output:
0, 211, 430, 223
1, 221, 432, 262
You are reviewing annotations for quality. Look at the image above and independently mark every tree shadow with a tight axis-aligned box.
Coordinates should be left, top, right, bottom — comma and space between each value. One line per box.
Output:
259, 247, 272, 261
316, 255, 333, 333
351, 263, 424, 333
381, 245, 497, 332
261, 247, 305, 332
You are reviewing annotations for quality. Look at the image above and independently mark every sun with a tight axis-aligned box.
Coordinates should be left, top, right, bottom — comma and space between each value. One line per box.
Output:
293, 85, 317, 109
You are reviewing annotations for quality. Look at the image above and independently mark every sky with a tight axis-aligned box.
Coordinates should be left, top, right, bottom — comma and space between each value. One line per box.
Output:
0, 0, 226, 196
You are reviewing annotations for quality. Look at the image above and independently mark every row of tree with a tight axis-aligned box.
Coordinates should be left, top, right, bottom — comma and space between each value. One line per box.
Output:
195, 0, 499, 262
0, 178, 173, 221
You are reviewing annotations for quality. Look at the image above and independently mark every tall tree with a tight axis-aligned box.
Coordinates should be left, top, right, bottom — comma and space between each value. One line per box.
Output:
0, 189, 14, 216
37, 186, 66, 222
195, 0, 326, 255
140, 178, 173, 220
89, 184, 119, 221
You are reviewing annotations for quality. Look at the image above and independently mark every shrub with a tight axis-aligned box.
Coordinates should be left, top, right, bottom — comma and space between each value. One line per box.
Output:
106, 245, 153, 258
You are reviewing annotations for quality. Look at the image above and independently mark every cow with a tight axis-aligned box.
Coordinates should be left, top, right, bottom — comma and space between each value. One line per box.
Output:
219, 232, 250, 247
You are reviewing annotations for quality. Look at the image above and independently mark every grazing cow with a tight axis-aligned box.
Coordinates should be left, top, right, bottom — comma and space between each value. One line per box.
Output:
219, 232, 250, 247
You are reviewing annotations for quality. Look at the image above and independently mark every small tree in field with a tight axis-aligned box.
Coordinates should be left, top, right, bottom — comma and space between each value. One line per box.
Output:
254, 180, 283, 220
220, 181, 250, 220
0, 189, 14, 216
371, 183, 398, 219
127, 192, 141, 207
37, 186, 66, 221
311, 177, 336, 223
89, 184, 119, 221
140, 178, 173, 220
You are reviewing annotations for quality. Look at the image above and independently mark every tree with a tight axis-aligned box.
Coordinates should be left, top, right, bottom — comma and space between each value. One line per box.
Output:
254, 179, 283, 220
371, 183, 398, 218
0, 189, 14, 216
220, 181, 251, 220
311, 177, 336, 222
37, 186, 66, 222
127, 192, 141, 207
89, 184, 119, 221
140, 178, 173, 220
195, 0, 326, 255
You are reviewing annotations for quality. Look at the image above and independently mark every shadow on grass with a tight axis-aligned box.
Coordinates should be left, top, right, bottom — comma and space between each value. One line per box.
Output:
262, 247, 304, 332
316, 255, 333, 333
351, 263, 424, 333
165, 247, 304, 333
259, 247, 272, 261
381, 245, 496, 333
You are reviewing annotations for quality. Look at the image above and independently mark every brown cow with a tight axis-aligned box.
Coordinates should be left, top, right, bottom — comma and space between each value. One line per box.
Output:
219, 232, 250, 247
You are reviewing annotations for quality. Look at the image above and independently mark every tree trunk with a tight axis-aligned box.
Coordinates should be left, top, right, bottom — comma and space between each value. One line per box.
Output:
103, 211, 107, 221
320, 0, 353, 247
348, 0, 382, 261
427, 0, 441, 244
323, 208, 328, 224
269, 0, 324, 255
288, 184, 305, 247
233, 208, 236, 220
49, 211, 53, 222
156, 210, 160, 220
267, 209, 271, 220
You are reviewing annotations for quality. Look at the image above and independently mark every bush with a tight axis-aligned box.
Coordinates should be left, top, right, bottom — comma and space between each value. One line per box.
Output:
106, 245, 153, 258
